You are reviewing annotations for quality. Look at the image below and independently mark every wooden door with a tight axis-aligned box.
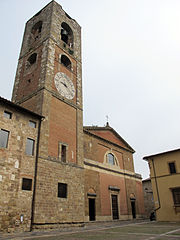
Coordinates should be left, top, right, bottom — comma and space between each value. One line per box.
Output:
111, 194, 119, 220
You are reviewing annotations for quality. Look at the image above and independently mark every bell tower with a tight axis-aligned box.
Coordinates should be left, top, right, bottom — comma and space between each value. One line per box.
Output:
12, 1, 84, 227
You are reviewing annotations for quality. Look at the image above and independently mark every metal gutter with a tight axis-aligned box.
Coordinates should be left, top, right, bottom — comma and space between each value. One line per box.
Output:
152, 158, 161, 213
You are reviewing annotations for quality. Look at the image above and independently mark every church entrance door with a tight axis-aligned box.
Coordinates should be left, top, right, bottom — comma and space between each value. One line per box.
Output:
111, 194, 119, 220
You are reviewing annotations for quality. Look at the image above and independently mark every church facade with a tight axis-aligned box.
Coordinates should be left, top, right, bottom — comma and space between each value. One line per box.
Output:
0, 1, 144, 232
83, 125, 144, 222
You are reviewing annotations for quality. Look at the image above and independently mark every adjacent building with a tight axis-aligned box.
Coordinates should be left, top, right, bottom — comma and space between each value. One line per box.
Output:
0, 97, 43, 231
143, 149, 180, 221
0, 1, 145, 232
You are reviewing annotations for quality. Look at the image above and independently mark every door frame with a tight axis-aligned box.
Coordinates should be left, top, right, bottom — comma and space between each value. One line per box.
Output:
88, 197, 96, 221
130, 199, 136, 219
110, 193, 120, 220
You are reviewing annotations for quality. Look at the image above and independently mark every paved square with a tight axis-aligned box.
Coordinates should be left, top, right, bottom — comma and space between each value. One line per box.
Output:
1, 221, 180, 240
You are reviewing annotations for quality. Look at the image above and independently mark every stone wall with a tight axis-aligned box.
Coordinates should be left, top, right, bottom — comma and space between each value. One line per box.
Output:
0, 101, 41, 232
142, 179, 154, 218
33, 158, 84, 225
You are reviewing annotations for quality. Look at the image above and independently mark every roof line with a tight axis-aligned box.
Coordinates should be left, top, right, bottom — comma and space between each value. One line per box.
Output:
83, 125, 135, 153
143, 148, 180, 160
83, 129, 135, 153
0, 97, 44, 119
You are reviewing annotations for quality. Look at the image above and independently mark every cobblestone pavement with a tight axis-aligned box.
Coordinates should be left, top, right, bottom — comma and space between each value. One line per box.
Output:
1, 220, 180, 240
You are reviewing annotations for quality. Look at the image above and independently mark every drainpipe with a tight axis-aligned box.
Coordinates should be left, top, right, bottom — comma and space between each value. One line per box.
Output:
152, 158, 161, 212
30, 118, 43, 231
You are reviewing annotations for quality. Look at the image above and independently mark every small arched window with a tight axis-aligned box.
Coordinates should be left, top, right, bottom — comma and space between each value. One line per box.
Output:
107, 153, 115, 165
61, 22, 73, 48
27, 53, 37, 65
31, 21, 42, 40
61, 55, 71, 70
26, 53, 37, 69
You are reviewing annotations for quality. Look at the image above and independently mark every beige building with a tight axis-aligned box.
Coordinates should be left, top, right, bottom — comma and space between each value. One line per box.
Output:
143, 149, 180, 221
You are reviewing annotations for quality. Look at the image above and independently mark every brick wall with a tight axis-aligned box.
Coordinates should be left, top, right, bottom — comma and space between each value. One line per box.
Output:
99, 173, 128, 216
48, 97, 77, 163
84, 129, 144, 220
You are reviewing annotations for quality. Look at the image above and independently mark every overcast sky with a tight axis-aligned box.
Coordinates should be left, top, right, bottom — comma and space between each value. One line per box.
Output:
1, 0, 180, 179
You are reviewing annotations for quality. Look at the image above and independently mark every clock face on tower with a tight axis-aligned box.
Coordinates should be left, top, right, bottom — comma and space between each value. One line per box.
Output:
54, 72, 75, 100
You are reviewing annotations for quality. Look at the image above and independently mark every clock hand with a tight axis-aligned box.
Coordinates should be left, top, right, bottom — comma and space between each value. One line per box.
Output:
60, 81, 67, 88
60, 81, 72, 97
61, 82, 73, 97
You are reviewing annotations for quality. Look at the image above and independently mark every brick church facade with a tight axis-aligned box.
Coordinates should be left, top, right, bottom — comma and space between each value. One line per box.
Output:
0, 1, 144, 232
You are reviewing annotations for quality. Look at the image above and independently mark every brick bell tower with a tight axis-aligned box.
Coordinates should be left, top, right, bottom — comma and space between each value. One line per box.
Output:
12, 1, 84, 226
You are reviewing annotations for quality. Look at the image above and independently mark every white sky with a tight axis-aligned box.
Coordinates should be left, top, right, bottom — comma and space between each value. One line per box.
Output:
1, 0, 180, 179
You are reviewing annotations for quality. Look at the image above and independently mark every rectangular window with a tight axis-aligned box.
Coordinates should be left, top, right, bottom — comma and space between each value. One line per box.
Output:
172, 188, 180, 205
58, 183, 67, 198
0, 129, 9, 148
29, 120, 36, 128
22, 178, 32, 191
59, 142, 68, 162
26, 138, 35, 155
4, 111, 12, 119
169, 162, 176, 174
61, 145, 67, 162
